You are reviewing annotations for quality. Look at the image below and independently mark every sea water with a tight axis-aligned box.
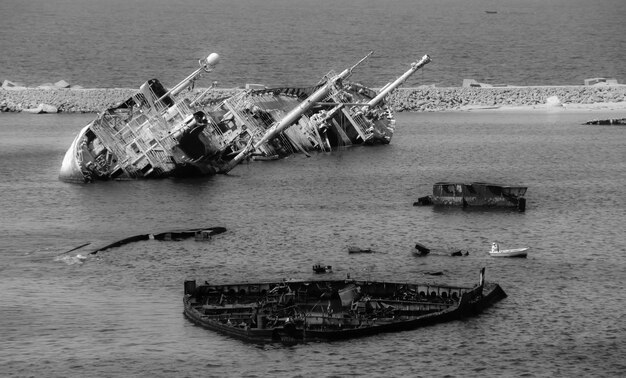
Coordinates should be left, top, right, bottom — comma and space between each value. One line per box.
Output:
1, 109, 624, 377
1, 0, 625, 89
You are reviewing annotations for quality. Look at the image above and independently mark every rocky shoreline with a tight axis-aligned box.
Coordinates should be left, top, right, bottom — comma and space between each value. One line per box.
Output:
387, 85, 626, 112
1, 85, 625, 114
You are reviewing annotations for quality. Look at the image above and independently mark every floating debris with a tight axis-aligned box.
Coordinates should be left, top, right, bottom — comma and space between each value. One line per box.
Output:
347, 246, 375, 254
414, 242, 430, 256
312, 264, 333, 274
425, 271, 444, 276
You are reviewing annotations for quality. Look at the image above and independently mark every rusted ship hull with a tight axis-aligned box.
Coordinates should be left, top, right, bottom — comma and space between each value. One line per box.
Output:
415, 182, 527, 211
59, 52, 431, 183
182, 269, 506, 344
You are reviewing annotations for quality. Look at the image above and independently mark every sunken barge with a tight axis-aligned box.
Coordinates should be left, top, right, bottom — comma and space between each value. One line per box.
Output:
183, 269, 506, 343
414, 182, 527, 211
59, 51, 431, 183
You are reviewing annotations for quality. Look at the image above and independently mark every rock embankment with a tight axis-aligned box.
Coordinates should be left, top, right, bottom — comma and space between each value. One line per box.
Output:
386, 85, 626, 112
1, 86, 625, 113
0, 88, 241, 113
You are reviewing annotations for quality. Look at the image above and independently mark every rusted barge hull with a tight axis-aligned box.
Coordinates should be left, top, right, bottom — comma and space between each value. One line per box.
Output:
183, 269, 506, 343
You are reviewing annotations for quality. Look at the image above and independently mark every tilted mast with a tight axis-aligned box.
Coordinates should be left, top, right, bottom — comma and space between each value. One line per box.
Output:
364, 54, 431, 109
220, 51, 374, 173
156, 53, 220, 104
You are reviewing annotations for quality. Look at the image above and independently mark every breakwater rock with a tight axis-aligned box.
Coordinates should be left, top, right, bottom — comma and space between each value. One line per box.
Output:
386, 85, 626, 112
1, 86, 625, 113
0, 88, 240, 113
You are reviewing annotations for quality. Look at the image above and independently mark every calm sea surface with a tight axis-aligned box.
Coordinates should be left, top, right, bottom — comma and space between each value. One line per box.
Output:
1, 0, 625, 88
1, 109, 625, 377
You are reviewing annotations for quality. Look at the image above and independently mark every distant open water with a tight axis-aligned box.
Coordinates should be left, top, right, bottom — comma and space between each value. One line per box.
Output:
1, 109, 625, 377
0, 0, 625, 89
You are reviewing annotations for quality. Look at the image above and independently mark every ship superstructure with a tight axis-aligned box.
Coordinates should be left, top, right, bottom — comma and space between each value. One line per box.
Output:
59, 52, 431, 182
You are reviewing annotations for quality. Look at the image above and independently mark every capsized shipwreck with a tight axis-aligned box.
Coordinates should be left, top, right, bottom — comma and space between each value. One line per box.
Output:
59, 52, 431, 183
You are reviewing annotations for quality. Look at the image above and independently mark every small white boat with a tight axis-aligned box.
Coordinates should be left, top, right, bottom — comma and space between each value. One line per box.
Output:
490, 242, 528, 258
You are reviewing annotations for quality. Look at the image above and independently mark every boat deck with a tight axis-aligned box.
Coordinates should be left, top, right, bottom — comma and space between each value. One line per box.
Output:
183, 277, 506, 343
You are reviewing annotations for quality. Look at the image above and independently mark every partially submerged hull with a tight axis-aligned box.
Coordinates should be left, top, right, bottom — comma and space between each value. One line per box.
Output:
183, 269, 506, 343
415, 182, 527, 211
59, 52, 431, 183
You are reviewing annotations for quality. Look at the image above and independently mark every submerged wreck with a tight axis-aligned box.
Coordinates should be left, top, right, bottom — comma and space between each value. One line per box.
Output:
183, 268, 506, 343
414, 182, 527, 212
59, 51, 431, 183
60, 226, 226, 256
584, 118, 626, 126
